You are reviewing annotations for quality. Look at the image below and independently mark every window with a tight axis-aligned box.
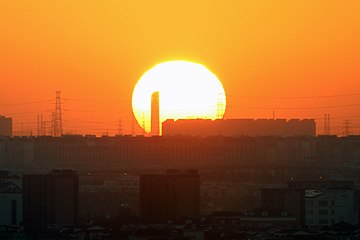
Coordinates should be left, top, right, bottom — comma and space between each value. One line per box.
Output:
319, 210, 328, 215
319, 219, 328, 224
331, 200, 335, 206
331, 209, 335, 215
319, 200, 328, 207
11, 200, 17, 225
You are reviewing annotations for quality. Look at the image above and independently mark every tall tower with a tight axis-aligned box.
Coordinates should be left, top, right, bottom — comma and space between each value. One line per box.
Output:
343, 120, 351, 136
323, 113, 330, 135
216, 92, 225, 119
53, 91, 63, 137
151, 91, 160, 136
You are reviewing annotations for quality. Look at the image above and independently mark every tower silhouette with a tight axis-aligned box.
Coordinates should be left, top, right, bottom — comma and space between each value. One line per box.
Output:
37, 114, 46, 136
142, 112, 146, 136
151, 91, 160, 136
343, 120, 351, 136
216, 93, 225, 119
118, 119, 123, 136
131, 114, 135, 136
53, 91, 63, 137
323, 113, 330, 135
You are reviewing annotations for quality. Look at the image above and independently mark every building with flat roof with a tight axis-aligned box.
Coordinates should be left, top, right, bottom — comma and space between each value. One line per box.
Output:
261, 180, 360, 228
162, 118, 316, 137
0, 115, 12, 137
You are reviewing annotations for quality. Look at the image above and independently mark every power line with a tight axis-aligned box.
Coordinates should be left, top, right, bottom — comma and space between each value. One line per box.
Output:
62, 98, 130, 103
227, 103, 360, 110
63, 109, 123, 113
0, 99, 54, 107
227, 92, 360, 99
1, 110, 53, 115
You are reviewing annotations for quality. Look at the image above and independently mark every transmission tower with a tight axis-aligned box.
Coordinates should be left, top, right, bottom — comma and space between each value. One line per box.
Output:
142, 113, 145, 136
216, 93, 225, 119
37, 115, 40, 136
343, 120, 351, 136
118, 119, 123, 136
53, 91, 63, 137
131, 115, 135, 136
37, 114, 47, 136
323, 113, 330, 135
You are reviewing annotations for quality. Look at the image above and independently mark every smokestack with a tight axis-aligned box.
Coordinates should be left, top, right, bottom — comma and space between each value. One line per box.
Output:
151, 91, 160, 136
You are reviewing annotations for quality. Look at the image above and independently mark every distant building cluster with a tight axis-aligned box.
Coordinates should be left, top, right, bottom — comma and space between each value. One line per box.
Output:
0, 115, 12, 137
261, 181, 359, 228
162, 118, 316, 137
1, 168, 360, 239
1, 135, 360, 171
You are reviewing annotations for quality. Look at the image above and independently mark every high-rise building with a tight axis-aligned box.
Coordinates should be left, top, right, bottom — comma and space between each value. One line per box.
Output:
140, 169, 200, 223
151, 91, 160, 136
23, 169, 79, 233
0, 115, 12, 137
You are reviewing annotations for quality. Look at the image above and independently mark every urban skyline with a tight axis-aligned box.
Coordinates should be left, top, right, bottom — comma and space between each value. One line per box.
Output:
1, 1, 360, 239
1, 90, 360, 137
1, 1, 360, 136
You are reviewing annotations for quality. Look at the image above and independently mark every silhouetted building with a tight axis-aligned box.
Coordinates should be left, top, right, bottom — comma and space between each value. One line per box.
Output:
151, 91, 160, 136
140, 169, 200, 223
162, 118, 316, 137
261, 184, 305, 227
23, 169, 79, 233
0, 115, 12, 137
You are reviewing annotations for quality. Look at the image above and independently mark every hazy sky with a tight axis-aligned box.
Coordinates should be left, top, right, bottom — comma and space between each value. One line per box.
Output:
0, 0, 359, 135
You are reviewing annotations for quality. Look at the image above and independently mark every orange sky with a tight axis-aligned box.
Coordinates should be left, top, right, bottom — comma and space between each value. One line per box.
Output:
0, 0, 359, 136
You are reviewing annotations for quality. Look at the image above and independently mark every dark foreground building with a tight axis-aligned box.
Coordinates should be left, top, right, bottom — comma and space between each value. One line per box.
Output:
261, 184, 305, 228
140, 169, 200, 223
23, 169, 79, 233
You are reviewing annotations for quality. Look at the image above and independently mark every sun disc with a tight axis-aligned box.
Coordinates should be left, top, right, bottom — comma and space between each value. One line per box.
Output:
132, 60, 226, 134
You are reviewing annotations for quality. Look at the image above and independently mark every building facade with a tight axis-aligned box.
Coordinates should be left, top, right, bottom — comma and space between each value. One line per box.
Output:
305, 184, 359, 227
23, 169, 79, 232
140, 169, 200, 223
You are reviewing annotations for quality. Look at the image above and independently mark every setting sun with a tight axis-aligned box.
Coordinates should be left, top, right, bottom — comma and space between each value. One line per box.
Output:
132, 60, 226, 134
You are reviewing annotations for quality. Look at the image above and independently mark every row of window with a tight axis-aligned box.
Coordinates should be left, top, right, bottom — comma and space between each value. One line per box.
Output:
309, 200, 336, 207
308, 209, 336, 215
307, 219, 336, 225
